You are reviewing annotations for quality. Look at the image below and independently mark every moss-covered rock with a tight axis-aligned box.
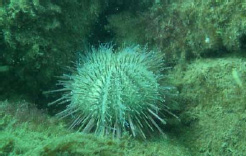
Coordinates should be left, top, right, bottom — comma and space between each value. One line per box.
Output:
0, 100, 190, 156
0, 0, 104, 102
106, 1, 246, 62
168, 57, 246, 155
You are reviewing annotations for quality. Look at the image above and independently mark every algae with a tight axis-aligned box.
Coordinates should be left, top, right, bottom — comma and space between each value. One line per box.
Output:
0, 0, 105, 102
167, 57, 246, 155
0, 101, 190, 156
106, 1, 246, 62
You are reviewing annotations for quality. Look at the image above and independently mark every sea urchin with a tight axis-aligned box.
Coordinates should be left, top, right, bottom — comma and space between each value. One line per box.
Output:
50, 45, 170, 138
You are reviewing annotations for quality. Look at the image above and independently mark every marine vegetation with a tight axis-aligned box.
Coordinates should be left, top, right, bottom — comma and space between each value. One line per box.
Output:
0, 100, 189, 156
0, 0, 104, 101
106, 1, 246, 62
50, 45, 174, 138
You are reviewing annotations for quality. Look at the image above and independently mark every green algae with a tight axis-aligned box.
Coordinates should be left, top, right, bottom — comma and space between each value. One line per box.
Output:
0, 0, 105, 101
0, 100, 190, 156
167, 57, 246, 155
106, 1, 246, 62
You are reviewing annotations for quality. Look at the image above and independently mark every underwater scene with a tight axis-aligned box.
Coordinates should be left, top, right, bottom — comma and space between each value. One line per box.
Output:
0, 0, 246, 156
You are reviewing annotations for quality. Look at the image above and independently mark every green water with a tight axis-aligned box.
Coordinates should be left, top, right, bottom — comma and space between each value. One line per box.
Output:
1, 0, 246, 156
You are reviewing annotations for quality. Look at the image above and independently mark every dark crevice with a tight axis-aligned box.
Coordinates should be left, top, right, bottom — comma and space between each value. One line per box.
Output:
87, 0, 154, 46
239, 34, 246, 50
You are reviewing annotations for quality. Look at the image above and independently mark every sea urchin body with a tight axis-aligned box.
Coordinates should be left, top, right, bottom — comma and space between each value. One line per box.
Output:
51, 45, 169, 138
